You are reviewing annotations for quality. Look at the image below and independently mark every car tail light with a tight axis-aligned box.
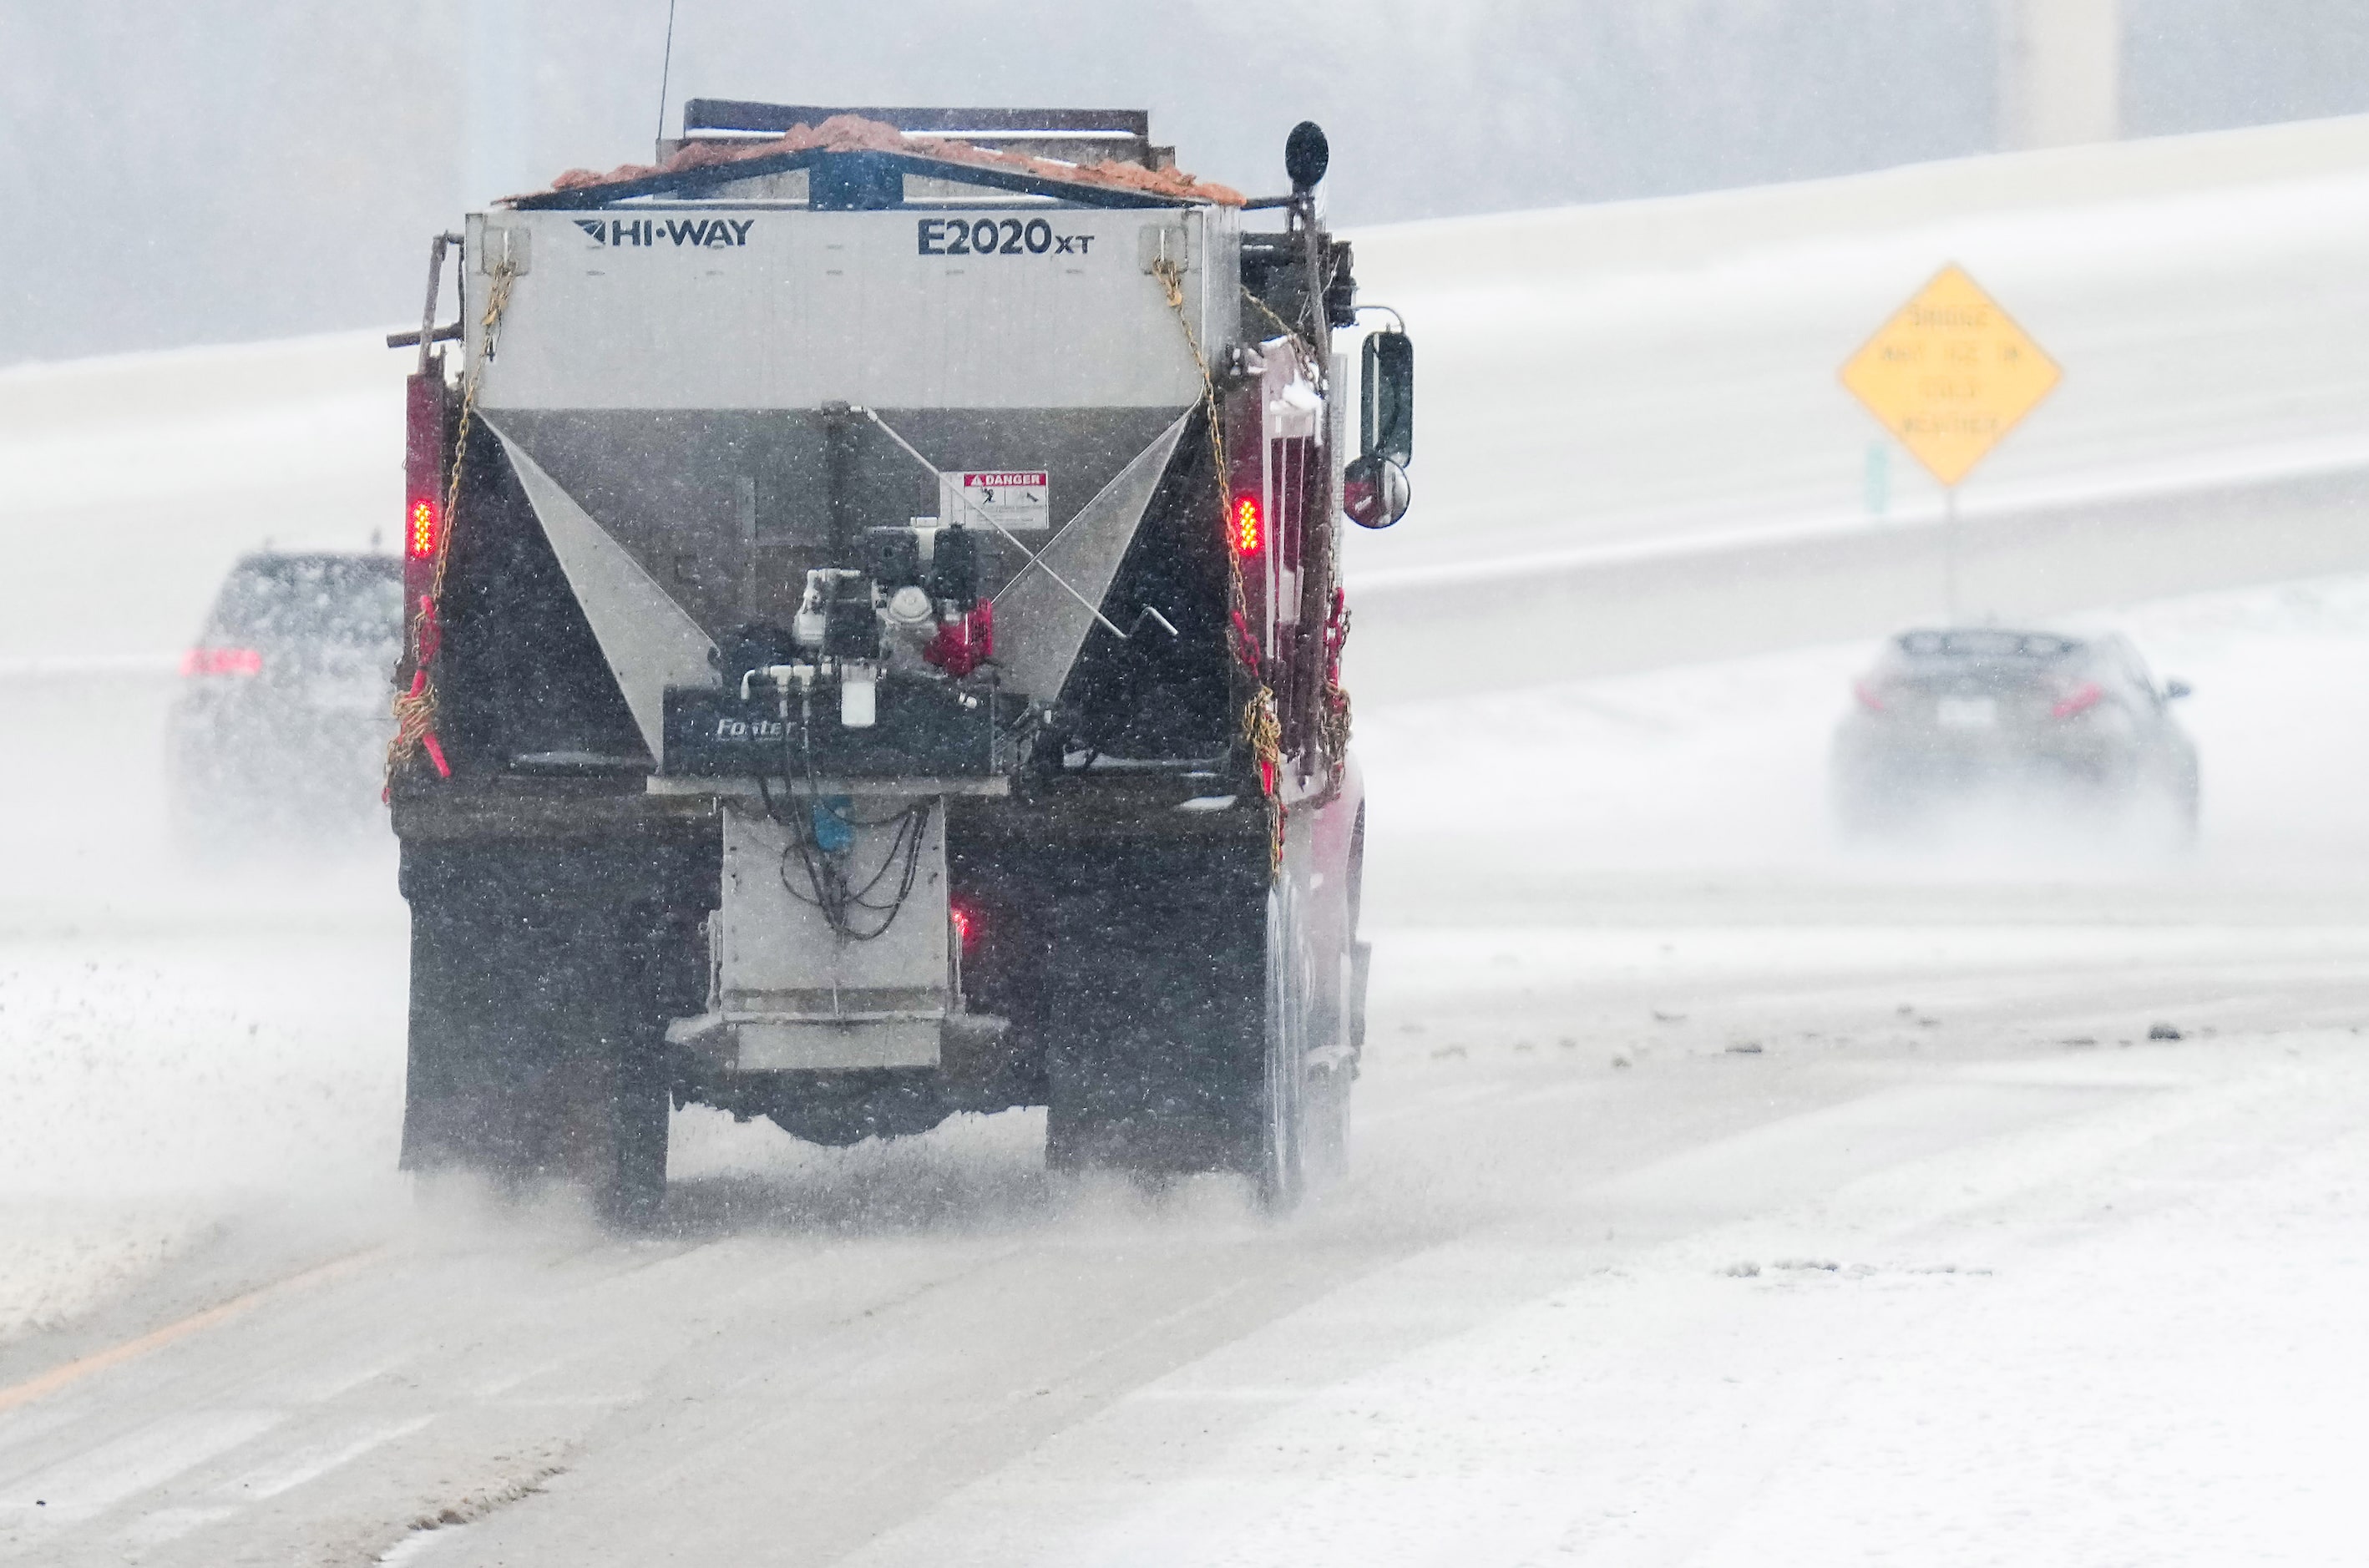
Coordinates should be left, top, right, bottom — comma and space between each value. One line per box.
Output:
1852, 679, 1887, 712
1230, 493, 1263, 556
2052, 680, 2103, 719
180, 647, 262, 677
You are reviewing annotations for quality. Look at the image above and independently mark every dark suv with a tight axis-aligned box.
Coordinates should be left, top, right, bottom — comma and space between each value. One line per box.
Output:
1831, 627, 2199, 842
169, 552, 404, 855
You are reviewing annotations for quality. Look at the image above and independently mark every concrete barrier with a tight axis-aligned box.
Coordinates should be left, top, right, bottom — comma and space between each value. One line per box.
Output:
1346, 462, 2369, 697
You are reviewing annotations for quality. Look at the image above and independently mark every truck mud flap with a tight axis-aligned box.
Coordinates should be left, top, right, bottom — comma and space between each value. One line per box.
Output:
1040, 841, 1268, 1172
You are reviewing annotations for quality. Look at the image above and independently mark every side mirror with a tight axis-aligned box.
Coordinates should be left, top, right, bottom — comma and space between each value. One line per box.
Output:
2164, 679, 2192, 701
1343, 453, 1410, 529
1361, 331, 1414, 467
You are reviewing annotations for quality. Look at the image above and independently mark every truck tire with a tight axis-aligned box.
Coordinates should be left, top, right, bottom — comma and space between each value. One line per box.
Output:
402, 862, 687, 1227
1251, 881, 1309, 1211
1298, 808, 1364, 1190
1297, 938, 1356, 1191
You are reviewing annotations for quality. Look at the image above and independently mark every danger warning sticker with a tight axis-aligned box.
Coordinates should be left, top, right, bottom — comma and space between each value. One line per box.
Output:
943, 470, 1050, 532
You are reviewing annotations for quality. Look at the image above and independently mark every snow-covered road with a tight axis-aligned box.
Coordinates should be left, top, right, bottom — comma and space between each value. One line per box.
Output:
6, 564, 2369, 1564
3, 895, 2364, 1565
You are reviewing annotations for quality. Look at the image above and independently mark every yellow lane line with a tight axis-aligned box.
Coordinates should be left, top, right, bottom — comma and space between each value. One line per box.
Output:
0, 1247, 385, 1416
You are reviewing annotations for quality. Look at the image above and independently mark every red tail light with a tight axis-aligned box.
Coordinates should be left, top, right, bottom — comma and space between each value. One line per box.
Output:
180, 647, 262, 677
404, 372, 447, 574
2052, 680, 2103, 719
1853, 679, 1887, 712
1230, 493, 1263, 556
406, 495, 439, 561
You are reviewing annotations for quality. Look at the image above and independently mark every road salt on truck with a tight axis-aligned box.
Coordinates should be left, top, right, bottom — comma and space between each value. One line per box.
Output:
385, 105, 1416, 1221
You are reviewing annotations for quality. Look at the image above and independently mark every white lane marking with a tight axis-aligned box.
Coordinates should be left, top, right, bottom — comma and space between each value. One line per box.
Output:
470, 1358, 566, 1399
217, 1414, 434, 1501
1133, 1386, 1306, 1404
114, 1504, 237, 1547
276, 1354, 411, 1406
1, 1409, 282, 1525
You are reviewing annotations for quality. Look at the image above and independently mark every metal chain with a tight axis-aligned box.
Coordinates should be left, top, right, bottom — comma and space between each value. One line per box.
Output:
1319, 595, 1354, 769
386, 257, 519, 792
1152, 256, 1286, 875
1239, 286, 1315, 366
1149, 258, 1231, 545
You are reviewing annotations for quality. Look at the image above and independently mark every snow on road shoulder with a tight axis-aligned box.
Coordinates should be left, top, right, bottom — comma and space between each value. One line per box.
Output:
1673, 1038, 2369, 1567
1364, 921, 2369, 1006
830, 1030, 2369, 1568
0, 1203, 209, 1348
0, 923, 409, 1343
2118, 573, 2369, 872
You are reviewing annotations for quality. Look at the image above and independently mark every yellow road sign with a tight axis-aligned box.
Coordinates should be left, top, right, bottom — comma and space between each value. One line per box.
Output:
1840, 265, 2062, 488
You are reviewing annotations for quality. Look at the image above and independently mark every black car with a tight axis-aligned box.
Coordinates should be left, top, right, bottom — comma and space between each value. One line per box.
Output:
169, 551, 405, 855
1831, 627, 2199, 842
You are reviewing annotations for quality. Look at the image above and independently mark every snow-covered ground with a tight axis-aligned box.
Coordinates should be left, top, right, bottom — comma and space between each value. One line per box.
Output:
0, 332, 404, 666
822, 1029, 2369, 1568
0, 911, 407, 1346
6, 120, 2369, 1565
1346, 114, 2369, 579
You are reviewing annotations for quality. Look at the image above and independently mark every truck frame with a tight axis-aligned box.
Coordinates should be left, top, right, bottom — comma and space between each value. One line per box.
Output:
387, 104, 1413, 1220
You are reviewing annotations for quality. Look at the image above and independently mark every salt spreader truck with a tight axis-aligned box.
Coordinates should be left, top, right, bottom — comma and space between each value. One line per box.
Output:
386, 104, 1416, 1219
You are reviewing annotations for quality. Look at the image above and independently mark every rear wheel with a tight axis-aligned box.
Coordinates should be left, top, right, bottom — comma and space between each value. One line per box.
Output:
1252, 883, 1308, 1211
402, 857, 691, 1227
1299, 887, 1363, 1188
1305, 812, 1366, 1189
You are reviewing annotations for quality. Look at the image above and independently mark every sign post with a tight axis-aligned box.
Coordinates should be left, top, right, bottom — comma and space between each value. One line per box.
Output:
1841, 265, 2062, 620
